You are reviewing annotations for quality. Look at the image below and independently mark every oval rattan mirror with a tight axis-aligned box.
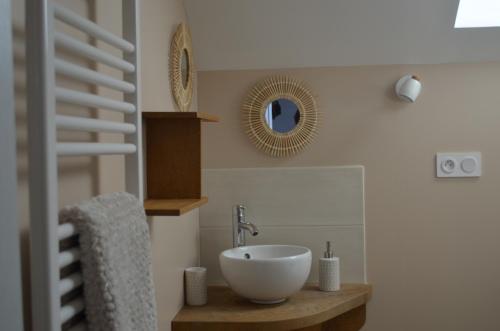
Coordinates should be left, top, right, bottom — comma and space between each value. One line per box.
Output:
242, 76, 319, 157
169, 23, 194, 112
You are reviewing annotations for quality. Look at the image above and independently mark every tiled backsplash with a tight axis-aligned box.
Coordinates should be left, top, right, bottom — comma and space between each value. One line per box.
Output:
200, 166, 366, 285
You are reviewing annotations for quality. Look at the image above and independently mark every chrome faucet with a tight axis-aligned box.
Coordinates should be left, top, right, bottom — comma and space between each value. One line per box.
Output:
232, 205, 259, 247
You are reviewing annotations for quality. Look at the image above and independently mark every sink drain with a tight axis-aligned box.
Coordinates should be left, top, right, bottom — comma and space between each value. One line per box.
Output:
244, 253, 251, 259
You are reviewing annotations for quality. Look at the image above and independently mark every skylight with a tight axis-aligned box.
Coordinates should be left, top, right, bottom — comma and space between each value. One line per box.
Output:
455, 0, 500, 28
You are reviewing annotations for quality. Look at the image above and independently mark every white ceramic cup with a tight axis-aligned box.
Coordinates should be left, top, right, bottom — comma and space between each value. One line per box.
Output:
185, 267, 207, 306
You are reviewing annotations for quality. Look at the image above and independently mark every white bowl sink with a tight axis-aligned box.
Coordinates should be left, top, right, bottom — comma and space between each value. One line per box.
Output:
219, 245, 312, 304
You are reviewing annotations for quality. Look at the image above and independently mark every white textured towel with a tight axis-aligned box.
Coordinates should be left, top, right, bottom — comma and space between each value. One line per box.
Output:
60, 192, 158, 331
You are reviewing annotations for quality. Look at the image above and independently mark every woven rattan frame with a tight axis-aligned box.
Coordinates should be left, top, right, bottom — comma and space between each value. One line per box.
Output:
169, 23, 194, 112
242, 76, 319, 157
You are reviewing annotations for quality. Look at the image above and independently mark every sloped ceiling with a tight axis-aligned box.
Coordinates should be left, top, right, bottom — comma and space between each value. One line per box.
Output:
184, 0, 500, 71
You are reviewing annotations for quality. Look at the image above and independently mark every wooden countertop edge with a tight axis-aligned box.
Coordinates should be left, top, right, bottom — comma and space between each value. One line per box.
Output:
172, 284, 372, 331
281, 290, 370, 330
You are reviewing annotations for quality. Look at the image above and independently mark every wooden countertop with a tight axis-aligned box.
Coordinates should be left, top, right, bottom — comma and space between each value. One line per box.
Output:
172, 284, 372, 331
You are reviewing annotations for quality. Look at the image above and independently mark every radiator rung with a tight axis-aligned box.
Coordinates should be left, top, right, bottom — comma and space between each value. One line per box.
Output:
59, 248, 81, 269
55, 87, 136, 113
60, 298, 85, 324
55, 32, 135, 72
57, 143, 137, 156
55, 59, 135, 93
58, 223, 78, 241
59, 273, 83, 297
56, 115, 136, 134
54, 4, 134, 53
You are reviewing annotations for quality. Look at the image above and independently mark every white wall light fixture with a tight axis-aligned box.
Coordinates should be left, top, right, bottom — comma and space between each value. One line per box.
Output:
395, 75, 422, 103
455, 0, 500, 28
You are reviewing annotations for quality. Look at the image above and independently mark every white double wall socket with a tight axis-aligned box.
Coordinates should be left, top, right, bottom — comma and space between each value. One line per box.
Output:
436, 152, 481, 178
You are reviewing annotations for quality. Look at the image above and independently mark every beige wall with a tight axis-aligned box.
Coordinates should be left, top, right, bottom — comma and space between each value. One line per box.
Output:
199, 63, 500, 331
13, 0, 198, 330
139, 1, 200, 330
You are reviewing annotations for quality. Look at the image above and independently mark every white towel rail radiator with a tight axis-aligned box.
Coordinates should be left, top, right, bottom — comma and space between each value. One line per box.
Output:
26, 1, 143, 330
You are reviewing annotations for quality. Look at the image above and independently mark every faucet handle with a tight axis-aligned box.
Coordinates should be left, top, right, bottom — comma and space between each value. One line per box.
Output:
235, 205, 246, 217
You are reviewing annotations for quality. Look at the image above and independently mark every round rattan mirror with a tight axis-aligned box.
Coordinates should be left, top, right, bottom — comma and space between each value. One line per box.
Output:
169, 23, 194, 112
242, 76, 319, 157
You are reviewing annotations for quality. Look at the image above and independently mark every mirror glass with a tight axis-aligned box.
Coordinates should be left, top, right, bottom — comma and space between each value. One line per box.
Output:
181, 48, 189, 88
264, 99, 301, 133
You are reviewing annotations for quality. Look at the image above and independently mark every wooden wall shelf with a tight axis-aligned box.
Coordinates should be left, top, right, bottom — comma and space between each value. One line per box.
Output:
142, 112, 218, 216
144, 197, 208, 216
142, 111, 219, 122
